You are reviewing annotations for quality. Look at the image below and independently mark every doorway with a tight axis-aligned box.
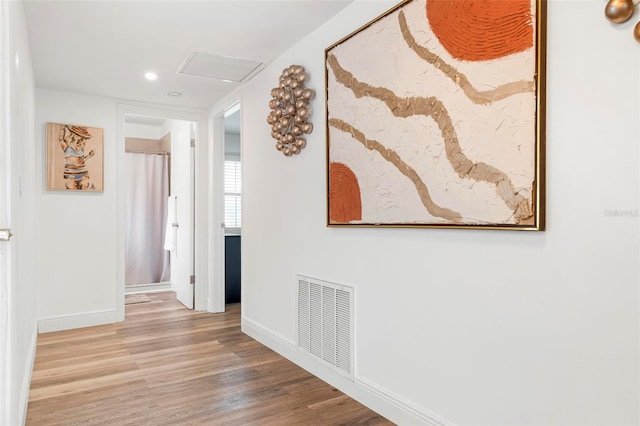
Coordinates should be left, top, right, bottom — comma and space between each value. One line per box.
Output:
123, 114, 195, 308
123, 114, 172, 295
117, 104, 209, 318
223, 105, 241, 306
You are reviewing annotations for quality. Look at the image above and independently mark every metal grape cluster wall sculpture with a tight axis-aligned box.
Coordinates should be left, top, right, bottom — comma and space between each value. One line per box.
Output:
267, 65, 315, 156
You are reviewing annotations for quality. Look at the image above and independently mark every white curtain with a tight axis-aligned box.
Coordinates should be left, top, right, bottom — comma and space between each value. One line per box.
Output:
125, 153, 170, 285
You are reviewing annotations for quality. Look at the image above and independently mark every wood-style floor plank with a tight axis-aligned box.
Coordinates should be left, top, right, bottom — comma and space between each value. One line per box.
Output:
26, 292, 394, 425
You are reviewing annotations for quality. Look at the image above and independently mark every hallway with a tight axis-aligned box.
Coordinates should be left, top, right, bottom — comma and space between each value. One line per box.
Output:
26, 292, 392, 425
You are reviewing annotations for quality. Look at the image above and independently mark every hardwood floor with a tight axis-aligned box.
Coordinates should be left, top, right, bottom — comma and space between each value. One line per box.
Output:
26, 292, 393, 425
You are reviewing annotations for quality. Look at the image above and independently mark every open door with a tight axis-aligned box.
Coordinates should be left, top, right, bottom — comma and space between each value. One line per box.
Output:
167, 120, 195, 309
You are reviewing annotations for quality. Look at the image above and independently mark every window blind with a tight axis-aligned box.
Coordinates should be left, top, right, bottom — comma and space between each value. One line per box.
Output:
224, 160, 241, 228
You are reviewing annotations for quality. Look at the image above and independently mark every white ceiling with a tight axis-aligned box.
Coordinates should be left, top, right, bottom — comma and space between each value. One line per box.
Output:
22, 0, 352, 110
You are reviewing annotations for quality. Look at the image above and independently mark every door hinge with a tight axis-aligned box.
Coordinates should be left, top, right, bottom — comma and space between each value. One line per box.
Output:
0, 229, 12, 241
190, 275, 195, 285
190, 138, 196, 148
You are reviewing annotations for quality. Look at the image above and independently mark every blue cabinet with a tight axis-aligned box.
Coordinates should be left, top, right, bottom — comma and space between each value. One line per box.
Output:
225, 235, 241, 304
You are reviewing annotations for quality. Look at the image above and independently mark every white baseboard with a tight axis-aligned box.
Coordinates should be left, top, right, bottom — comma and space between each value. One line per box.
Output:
19, 324, 37, 426
355, 376, 452, 426
38, 309, 118, 333
242, 317, 296, 347
124, 282, 171, 294
241, 318, 452, 426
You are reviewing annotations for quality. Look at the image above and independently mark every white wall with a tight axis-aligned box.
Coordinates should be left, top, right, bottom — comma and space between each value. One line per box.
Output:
231, 1, 639, 425
35, 94, 210, 325
35, 89, 120, 331
124, 122, 163, 140
6, 1, 38, 424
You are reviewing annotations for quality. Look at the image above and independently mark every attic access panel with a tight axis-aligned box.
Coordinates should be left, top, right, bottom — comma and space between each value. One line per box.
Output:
178, 50, 264, 83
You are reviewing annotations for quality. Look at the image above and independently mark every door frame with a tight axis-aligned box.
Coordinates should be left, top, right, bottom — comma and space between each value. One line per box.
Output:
0, 1, 11, 422
208, 98, 241, 313
116, 103, 209, 320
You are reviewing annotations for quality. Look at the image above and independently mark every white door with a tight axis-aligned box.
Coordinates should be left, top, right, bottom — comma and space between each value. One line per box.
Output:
0, 0, 12, 419
0, 160, 10, 426
0, 131, 10, 426
169, 120, 194, 309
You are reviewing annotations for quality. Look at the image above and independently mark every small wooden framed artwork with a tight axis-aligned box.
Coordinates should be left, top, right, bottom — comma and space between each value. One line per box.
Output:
325, 0, 546, 230
46, 122, 104, 192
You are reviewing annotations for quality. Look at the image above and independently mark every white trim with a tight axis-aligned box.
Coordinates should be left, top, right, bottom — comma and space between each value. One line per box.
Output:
206, 297, 217, 312
223, 103, 241, 118
210, 111, 225, 313
243, 316, 297, 347
38, 309, 118, 333
0, 1, 11, 424
18, 324, 36, 426
242, 317, 453, 426
355, 377, 452, 426
124, 282, 171, 294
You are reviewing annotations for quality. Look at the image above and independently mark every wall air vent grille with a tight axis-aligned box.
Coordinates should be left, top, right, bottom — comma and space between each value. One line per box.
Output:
297, 275, 353, 379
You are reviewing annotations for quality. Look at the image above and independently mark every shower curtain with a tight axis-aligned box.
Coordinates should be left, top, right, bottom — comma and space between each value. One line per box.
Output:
125, 152, 170, 285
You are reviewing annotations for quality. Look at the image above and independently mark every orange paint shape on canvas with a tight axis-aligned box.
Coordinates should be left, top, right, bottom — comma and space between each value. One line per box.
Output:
426, 0, 534, 61
329, 162, 362, 223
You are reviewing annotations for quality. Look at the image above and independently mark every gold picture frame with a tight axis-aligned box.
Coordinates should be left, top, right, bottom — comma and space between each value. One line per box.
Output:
46, 122, 104, 192
325, 0, 546, 230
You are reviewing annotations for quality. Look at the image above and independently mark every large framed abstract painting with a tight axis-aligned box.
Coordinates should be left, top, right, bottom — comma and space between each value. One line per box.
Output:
46, 122, 104, 192
325, 0, 546, 230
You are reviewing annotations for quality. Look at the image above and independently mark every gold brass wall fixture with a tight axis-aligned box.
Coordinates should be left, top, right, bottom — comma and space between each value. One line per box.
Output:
267, 65, 315, 157
604, 0, 640, 42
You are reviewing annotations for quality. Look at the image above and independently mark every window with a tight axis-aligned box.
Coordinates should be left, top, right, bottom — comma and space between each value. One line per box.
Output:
224, 159, 241, 228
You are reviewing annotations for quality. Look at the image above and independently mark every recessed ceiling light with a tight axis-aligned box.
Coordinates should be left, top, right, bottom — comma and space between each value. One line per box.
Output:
222, 79, 233, 83
167, 91, 182, 97
145, 72, 158, 81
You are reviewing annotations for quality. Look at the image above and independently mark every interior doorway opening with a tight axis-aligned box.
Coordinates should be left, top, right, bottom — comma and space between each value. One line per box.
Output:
123, 113, 195, 309
223, 105, 241, 306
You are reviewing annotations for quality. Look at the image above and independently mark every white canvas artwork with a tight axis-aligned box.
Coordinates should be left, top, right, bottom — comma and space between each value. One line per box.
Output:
326, 0, 545, 230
